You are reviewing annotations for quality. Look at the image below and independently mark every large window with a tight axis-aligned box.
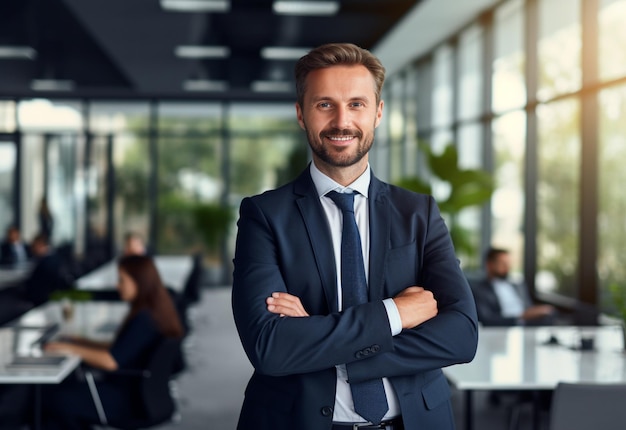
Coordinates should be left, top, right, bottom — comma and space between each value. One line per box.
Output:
90, 103, 151, 253
491, 111, 526, 275
156, 103, 223, 255
492, 0, 526, 113
537, 0, 581, 101
0, 101, 16, 132
599, 0, 626, 82
536, 98, 580, 298
598, 85, 626, 310
0, 141, 16, 230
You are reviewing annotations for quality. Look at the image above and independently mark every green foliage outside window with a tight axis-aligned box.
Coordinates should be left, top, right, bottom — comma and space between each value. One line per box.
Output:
395, 142, 494, 258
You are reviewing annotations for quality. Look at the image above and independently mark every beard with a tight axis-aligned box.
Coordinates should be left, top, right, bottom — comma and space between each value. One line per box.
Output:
304, 124, 374, 168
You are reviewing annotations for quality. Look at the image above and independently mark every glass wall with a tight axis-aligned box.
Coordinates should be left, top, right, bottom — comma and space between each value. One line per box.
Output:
90, 102, 151, 254
0, 141, 16, 231
18, 100, 83, 244
376, 0, 626, 313
598, 85, 626, 308
598, 0, 626, 82
156, 103, 223, 255
491, 112, 526, 275
535, 99, 580, 297
492, 0, 526, 114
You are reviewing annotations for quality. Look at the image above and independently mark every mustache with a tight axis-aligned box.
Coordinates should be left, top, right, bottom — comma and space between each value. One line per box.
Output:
321, 128, 362, 138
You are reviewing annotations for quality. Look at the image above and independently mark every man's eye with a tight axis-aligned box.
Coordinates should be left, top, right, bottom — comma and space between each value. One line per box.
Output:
351, 102, 364, 108
318, 102, 331, 108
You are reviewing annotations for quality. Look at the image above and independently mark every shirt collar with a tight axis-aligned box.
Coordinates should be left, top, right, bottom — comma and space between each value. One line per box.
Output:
309, 161, 370, 198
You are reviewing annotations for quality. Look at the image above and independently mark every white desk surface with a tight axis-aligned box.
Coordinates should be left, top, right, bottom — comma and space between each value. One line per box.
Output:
0, 301, 127, 384
444, 325, 626, 391
76, 255, 193, 292
0, 263, 34, 289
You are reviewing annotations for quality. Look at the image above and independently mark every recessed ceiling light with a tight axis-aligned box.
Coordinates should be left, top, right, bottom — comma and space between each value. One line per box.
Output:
273, 1, 339, 16
251, 80, 292, 93
30, 80, 75, 92
0, 46, 37, 60
261, 46, 310, 60
175, 45, 230, 59
183, 80, 228, 91
161, 0, 230, 12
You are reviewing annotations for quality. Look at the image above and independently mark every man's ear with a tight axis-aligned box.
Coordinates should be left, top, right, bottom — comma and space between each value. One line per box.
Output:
374, 100, 384, 128
295, 102, 306, 130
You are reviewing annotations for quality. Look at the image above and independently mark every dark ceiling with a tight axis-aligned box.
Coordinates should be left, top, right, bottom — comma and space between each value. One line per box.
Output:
0, 0, 420, 101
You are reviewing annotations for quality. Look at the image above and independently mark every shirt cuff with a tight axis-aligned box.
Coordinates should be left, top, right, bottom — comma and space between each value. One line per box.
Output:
382, 298, 402, 336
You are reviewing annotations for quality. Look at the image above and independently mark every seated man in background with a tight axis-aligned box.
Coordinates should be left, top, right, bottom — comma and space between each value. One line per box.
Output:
22, 233, 73, 306
0, 225, 31, 265
470, 247, 556, 326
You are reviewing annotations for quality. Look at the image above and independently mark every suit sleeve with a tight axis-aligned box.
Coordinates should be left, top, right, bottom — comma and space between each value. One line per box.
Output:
231, 196, 395, 377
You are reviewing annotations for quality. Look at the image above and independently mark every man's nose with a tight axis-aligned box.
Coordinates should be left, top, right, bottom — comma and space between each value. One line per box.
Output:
331, 106, 351, 129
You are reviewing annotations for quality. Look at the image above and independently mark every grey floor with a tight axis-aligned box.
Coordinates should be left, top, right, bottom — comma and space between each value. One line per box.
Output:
154, 287, 550, 430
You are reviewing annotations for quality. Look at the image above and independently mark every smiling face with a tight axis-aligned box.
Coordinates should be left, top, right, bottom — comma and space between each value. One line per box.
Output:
296, 65, 383, 184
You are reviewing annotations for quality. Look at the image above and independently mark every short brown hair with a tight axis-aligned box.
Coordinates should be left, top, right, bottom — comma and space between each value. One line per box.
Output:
295, 43, 386, 106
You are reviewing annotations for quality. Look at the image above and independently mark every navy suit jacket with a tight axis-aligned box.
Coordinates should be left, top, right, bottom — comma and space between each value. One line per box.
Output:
231, 168, 478, 430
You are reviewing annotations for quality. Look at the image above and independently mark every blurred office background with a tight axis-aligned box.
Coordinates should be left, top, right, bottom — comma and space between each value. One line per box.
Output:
2, 0, 624, 314
2, 0, 626, 427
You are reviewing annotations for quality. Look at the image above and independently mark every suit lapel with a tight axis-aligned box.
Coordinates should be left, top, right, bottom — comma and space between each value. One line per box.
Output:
368, 175, 390, 301
294, 169, 339, 313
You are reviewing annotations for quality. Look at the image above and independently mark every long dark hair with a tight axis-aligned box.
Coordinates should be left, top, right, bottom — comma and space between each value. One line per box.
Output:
118, 255, 184, 339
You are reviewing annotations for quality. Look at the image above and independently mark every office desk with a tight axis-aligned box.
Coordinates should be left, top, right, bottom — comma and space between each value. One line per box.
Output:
0, 300, 127, 429
76, 255, 193, 293
0, 263, 33, 289
444, 325, 626, 430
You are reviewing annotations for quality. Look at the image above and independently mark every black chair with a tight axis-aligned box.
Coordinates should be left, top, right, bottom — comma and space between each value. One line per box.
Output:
181, 253, 203, 306
549, 382, 626, 430
85, 337, 182, 429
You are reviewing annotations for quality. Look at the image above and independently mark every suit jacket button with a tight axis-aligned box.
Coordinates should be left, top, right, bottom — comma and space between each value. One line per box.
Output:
355, 351, 364, 359
321, 406, 333, 416
371, 344, 380, 353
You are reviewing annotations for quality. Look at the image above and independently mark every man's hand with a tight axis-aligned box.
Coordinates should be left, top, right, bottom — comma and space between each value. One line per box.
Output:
392, 286, 438, 329
267, 292, 310, 317
522, 304, 555, 321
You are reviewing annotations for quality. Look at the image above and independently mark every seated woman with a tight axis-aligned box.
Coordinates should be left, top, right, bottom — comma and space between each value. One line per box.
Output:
41, 254, 184, 430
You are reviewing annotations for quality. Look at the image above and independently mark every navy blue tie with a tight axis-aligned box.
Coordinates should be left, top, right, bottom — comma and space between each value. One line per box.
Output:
327, 191, 389, 425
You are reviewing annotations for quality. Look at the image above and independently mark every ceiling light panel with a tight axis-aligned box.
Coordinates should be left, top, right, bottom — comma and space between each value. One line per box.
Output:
0, 46, 37, 60
183, 80, 228, 91
251, 81, 292, 93
161, 0, 230, 12
31, 80, 75, 92
273, 1, 339, 16
261, 47, 310, 60
175, 45, 230, 59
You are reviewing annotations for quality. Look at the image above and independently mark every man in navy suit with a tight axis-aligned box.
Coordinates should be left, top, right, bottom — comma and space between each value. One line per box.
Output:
469, 247, 555, 326
0, 225, 30, 265
231, 43, 478, 430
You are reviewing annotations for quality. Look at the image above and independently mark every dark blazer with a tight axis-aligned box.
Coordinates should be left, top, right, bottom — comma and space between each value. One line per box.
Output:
23, 253, 71, 305
468, 277, 532, 327
231, 168, 478, 430
0, 241, 30, 265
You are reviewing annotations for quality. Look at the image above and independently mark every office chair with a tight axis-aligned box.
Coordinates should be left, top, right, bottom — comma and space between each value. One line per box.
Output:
549, 382, 626, 430
85, 337, 183, 429
181, 253, 203, 306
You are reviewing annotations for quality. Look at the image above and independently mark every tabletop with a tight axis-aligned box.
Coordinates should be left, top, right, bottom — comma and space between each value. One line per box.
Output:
444, 325, 626, 390
0, 300, 127, 384
76, 255, 193, 292
0, 262, 34, 290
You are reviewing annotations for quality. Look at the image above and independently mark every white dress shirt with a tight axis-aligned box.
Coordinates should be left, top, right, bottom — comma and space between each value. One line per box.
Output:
309, 162, 402, 423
